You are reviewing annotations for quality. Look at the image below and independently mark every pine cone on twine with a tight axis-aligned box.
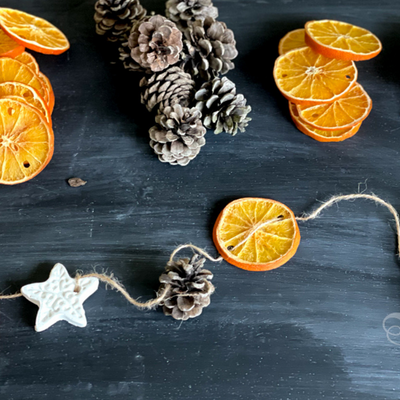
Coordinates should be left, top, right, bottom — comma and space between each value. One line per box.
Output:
195, 76, 251, 135
149, 104, 206, 166
180, 17, 238, 80
158, 255, 214, 320
128, 15, 183, 72
165, 0, 218, 29
140, 66, 196, 112
94, 0, 147, 42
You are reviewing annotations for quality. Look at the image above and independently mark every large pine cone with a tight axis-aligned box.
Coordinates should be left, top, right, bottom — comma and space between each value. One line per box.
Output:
165, 0, 218, 29
195, 76, 252, 135
118, 34, 151, 73
158, 254, 214, 320
140, 66, 196, 112
149, 104, 206, 166
94, 0, 147, 42
128, 15, 183, 72
181, 17, 238, 80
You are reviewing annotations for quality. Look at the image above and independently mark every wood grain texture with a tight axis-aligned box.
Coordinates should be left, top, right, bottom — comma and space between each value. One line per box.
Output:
0, 0, 400, 399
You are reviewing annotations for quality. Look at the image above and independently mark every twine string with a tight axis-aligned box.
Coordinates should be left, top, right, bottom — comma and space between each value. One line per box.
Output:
1, 193, 399, 303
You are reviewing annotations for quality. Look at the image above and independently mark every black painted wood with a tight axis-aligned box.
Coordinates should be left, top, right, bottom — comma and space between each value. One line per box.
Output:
0, 0, 400, 399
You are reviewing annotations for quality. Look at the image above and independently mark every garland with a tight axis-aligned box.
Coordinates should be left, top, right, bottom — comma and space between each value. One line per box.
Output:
93, 0, 252, 166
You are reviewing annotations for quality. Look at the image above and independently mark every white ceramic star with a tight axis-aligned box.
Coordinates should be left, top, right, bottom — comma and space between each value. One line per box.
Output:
21, 263, 99, 332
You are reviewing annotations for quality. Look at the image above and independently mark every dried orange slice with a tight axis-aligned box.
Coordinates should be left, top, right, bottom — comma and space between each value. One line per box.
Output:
305, 20, 382, 61
296, 82, 372, 131
273, 46, 357, 105
0, 98, 54, 185
14, 51, 39, 74
289, 102, 361, 142
39, 72, 54, 113
0, 27, 24, 57
213, 198, 300, 271
0, 8, 70, 55
0, 82, 50, 123
0, 57, 47, 100
278, 28, 307, 55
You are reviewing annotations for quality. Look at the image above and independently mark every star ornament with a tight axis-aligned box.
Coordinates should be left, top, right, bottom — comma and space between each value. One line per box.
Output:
21, 263, 99, 332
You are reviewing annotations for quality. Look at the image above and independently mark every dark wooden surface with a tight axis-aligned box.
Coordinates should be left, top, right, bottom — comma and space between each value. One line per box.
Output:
1, 0, 400, 399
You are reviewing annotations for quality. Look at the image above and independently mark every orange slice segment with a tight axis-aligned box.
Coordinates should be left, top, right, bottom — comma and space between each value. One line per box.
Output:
305, 20, 382, 61
213, 198, 300, 271
0, 82, 50, 123
14, 51, 39, 74
0, 98, 54, 185
289, 102, 361, 142
0, 57, 47, 99
296, 82, 372, 131
0, 27, 24, 57
273, 46, 357, 105
0, 8, 70, 55
39, 72, 54, 113
278, 28, 307, 55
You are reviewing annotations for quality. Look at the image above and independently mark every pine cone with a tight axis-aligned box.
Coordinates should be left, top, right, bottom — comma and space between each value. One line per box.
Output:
128, 15, 183, 72
149, 104, 206, 166
195, 76, 252, 135
158, 254, 214, 320
118, 34, 151, 73
140, 66, 196, 112
94, 0, 147, 42
181, 17, 238, 80
165, 0, 218, 29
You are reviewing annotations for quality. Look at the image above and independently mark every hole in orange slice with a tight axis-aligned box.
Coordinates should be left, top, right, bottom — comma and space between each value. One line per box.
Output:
305, 20, 382, 61
289, 101, 361, 142
278, 28, 307, 55
0, 98, 54, 185
296, 82, 372, 131
273, 46, 358, 105
213, 198, 301, 271
0, 8, 70, 55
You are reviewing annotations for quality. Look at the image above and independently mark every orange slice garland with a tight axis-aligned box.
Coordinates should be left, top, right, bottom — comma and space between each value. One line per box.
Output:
0, 8, 70, 55
0, 98, 54, 185
278, 28, 307, 55
213, 198, 300, 271
0, 27, 24, 58
273, 46, 358, 105
305, 20, 382, 61
289, 102, 361, 142
296, 82, 372, 131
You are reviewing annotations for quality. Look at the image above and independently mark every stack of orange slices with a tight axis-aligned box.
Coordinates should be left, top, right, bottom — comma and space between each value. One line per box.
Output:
0, 8, 69, 185
274, 20, 381, 142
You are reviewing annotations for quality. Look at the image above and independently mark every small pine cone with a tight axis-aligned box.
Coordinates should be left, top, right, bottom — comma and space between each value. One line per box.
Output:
149, 104, 206, 166
158, 254, 214, 320
181, 17, 238, 80
140, 66, 196, 112
94, 0, 147, 42
165, 0, 218, 29
195, 76, 252, 135
128, 15, 183, 72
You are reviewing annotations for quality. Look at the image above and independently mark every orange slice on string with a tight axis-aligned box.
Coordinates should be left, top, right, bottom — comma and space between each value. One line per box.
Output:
213, 198, 300, 271
0, 98, 54, 185
0, 82, 50, 123
0, 27, 24, 57
39, 72, 54, 113
273, 46, 357, 105
289, 102, 361, 142
0, 8, 70, 55
0, 57, 47, 100
278, 28, 307, 55
305, 20, 382, 61
14, 51, 39, 74
296, 82, 372, 130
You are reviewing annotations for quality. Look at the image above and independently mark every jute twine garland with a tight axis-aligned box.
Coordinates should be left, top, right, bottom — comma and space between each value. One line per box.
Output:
1, 193, 399, 307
